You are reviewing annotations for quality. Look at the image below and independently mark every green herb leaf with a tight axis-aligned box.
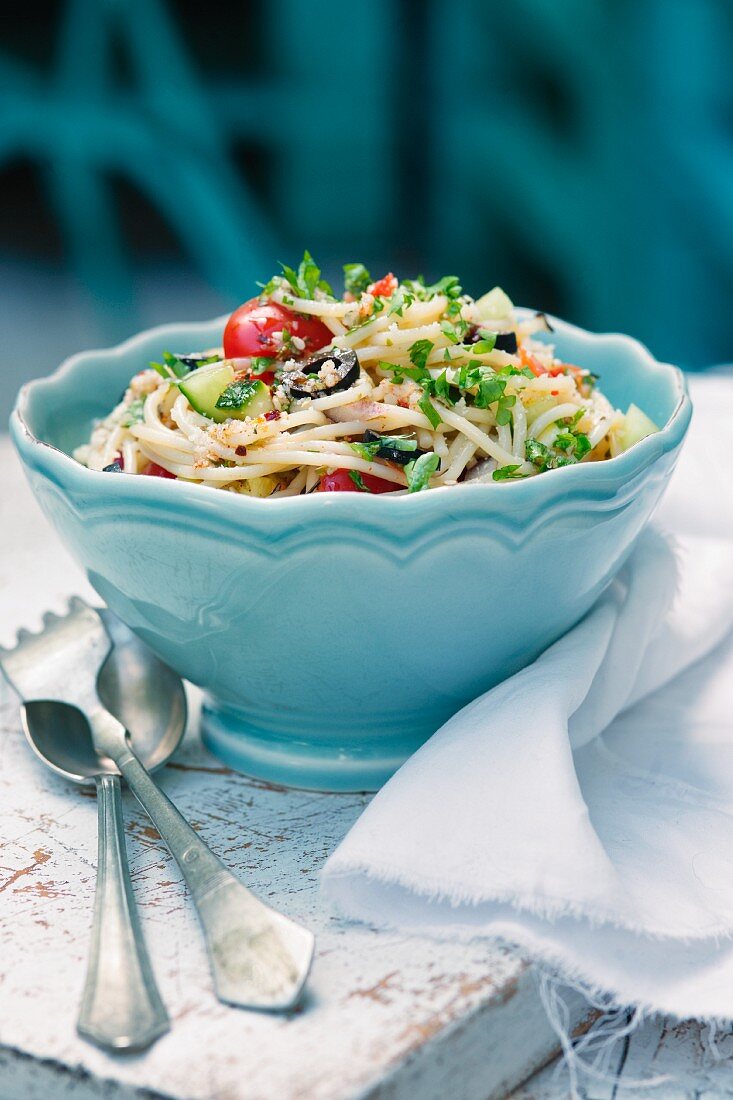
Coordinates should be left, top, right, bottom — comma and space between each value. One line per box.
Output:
151, 352, 190, 380
351, 442, 376, 460
215, 379, 262, 411
343, 262, 371, 296
405, 275, 462, 301
251, 356, 275, 374
434, 369, 456, 406
441, 319, 468, 344
495, 393, 516, 426
352, 433, 420, 464
525, 438, 553, 469
405, 452, 440, 492
418, 390, 441, 428
492, 464, 525, 481
574, 433, 591, 459
162, 351, 191, 379
263, 251, 333, 301
475, 374, 506, 409
348, 470, 368, 492
409, 339, 435, 371
525, 433, 589, 471
469, 336, 497, 355
388, 289, 415, 317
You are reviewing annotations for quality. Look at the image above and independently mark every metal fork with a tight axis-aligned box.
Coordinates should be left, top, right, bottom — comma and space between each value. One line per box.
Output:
0, 599, 169, 1051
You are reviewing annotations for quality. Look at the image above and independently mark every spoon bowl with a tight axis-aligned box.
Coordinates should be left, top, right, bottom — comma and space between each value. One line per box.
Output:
22, 700, 113, 782
22, 610, 187, 779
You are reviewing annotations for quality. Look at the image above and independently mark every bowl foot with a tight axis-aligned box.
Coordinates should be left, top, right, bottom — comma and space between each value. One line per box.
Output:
200, 699, 434, 792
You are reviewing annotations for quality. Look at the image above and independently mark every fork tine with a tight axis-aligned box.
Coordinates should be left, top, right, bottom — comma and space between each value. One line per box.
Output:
0, 598, 113, 714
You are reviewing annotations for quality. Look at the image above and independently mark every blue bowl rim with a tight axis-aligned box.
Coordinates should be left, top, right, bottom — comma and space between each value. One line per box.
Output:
11, 309, 691, 516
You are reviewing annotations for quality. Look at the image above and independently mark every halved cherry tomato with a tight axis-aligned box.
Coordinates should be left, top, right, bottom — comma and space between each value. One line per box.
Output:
317, 469, 399, 494
367, 273, 398, 298
223, 298, 332, 359
143, 462, 176, 479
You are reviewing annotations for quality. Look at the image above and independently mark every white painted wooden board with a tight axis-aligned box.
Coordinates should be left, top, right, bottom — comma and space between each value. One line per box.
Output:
510, 1018, 733, 1099
0, 435, 589, 1100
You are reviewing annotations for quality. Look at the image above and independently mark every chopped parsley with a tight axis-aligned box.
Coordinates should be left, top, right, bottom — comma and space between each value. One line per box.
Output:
492, 464, 526, 481
408, 339, 434, 371
215, 379, 262, 411
440, 318, 469, 344
555, 430, 592, 458
348, 470, 368, 491
434, 369, 456, 406
150, 351, 220, 380
351, 432, 421, 465
388, 289, 415, 317
251, 356, 275, 374
405, 452, 440, 492
150, 352, 188, 380
404, 275, 462, 302
261, 250, 333, 300
418, 391, 442, 428
525, 436, 583, 471
343, 262, 371, 296
469, 336, 497, 355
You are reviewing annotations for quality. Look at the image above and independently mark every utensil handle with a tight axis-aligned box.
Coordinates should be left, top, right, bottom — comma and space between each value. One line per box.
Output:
77, 774, 169, 1051
115, 749, 311, 1009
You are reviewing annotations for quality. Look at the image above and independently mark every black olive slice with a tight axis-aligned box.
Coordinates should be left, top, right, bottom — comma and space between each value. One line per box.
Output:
102, 460, 124, 473
362, 430, 428, 466
464, 326, 518, 354
173, 352, 222, 370
284, 348, 359, 399
493, 331, 518, 354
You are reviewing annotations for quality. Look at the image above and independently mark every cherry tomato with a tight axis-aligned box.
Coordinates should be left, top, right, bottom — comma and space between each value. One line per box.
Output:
143, 462, 176, 479
367, 273, 398, 298
317, 469, 399, 494
223, 298, 332, 359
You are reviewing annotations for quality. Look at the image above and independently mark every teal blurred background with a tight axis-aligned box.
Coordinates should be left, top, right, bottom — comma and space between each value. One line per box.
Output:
2, 0, 732, 422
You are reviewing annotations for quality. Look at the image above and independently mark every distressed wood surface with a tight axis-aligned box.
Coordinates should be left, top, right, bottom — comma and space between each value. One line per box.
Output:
511, 1017, 733, 1099
0, 438, 587, 1100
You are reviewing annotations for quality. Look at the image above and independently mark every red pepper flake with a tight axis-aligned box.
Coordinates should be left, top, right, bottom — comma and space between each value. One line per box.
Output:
235, 445, 247, 456
264, 410, 281, 421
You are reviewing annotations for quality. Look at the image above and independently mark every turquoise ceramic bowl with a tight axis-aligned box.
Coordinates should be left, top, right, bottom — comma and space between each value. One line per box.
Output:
11, 313, 691, 791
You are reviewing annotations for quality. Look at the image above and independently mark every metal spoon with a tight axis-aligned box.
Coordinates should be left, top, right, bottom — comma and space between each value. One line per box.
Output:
5, 604, 178, 1051
22, 703, 171, 1051
90, 609, 315, 1011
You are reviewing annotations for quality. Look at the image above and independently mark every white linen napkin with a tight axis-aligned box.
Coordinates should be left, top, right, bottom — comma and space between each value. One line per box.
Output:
322, 371, 733, 1020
